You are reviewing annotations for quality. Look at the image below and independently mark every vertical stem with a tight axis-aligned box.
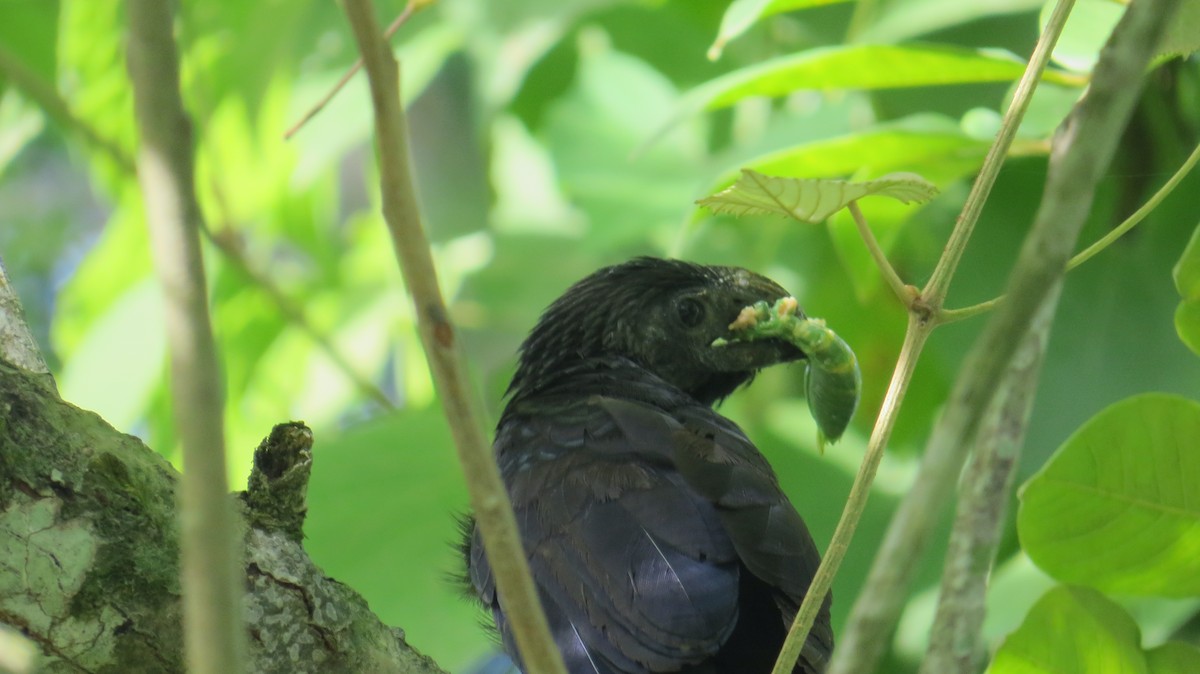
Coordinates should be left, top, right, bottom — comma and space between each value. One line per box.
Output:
338, 2, 567, 674
126, 1, 245, 672
919, 289, 1057, 674
772, 313, 933, 674
830, 1, 1181, 671
921, 0, 1077, 307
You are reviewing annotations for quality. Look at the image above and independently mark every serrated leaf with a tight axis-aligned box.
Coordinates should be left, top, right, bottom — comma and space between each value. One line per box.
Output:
708, 0, 852, 61
698, 169, 937, 223
1018, 393, 1200, 597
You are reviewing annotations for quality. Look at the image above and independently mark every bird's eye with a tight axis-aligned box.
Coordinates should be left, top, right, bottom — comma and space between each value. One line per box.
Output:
676, 297, 706, 327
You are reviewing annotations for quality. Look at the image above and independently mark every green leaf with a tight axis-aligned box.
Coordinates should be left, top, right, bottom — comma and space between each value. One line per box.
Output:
1175, 222, 1200, 299
647, 45, 1079, 149
1042, 0, 1124, 73
987, 586, 1148, 674
304, 411, 490, 673
1147, 642, 1200, 674
708, 0, 852, 61
0, 0, 59, 84
57, 279, 166, 432
1174, 222, 1200, 356
857, 0, 1045, 43
1018, 393, 1200, 597
701, 43, 1078, 109
1157, 0, 1200, 60
752, 125, 1013, 177
1176, 301, 1200, 358
698, 169, 937, 223
546, 40, 706, 248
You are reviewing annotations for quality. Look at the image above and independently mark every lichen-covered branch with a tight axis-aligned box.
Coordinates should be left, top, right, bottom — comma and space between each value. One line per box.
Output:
0, 361, 447, 673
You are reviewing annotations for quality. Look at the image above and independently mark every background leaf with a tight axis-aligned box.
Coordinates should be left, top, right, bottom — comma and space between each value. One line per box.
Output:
1018, 394, 1200, 597
1175, 222, 1200, 356
708, 0, 852, 60
987, 586, 1148, 674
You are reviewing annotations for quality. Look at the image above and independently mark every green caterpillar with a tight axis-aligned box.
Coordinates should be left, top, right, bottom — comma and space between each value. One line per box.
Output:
715, 298, 861, 448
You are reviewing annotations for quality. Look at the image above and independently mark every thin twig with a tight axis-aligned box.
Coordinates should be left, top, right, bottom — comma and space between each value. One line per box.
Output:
919, 292, 1056, 673
772, 313, 933, 674
848, 201, 914, 306
921, 0, 1077, 309
125, 0, 245, 672
0, 43, 135, 172
774, 3, 1079, 670
284, 0, 431, 140
205, 228, 396, 410
1067, 139, 1200, 270
829, 2, 1180, 672
940, 139, 1200, 324
338, 2, 567, 673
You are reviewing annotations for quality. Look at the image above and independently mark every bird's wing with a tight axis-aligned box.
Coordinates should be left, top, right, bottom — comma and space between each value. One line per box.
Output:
596, 396, 832, 670
476, 393, 743, 673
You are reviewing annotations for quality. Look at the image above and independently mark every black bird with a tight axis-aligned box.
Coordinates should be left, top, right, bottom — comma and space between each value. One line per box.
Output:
463, 257, 832, 674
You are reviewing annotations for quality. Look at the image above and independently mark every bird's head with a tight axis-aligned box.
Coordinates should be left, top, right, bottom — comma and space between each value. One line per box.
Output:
508, 257, 806, 405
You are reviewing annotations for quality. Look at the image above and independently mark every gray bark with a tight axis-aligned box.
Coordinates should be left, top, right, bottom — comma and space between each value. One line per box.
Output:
0, 360, 448, 674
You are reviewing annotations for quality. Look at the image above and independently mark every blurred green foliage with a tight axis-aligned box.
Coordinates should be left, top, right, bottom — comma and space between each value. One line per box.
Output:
1, 0, 1198, 671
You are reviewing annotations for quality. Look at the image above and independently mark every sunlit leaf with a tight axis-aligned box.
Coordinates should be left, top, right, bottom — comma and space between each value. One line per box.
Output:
59, 0, 134, 188
987, 586, 1147, 674
1174, 222, 1200, 356
1018, 394, 1200, 596
698, 169, 937, 223
708, 0, 852, 61
713, 44, 1078, 106
734, 115, 998, 178
646, 44, 1078, 149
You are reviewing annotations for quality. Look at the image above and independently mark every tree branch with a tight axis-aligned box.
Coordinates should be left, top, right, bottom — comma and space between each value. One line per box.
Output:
337, 2, 567, 673
919, 290, 1056, 673
125, 1, 245, 671
830, 1, 1182, 671
0, 360, 448, 673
